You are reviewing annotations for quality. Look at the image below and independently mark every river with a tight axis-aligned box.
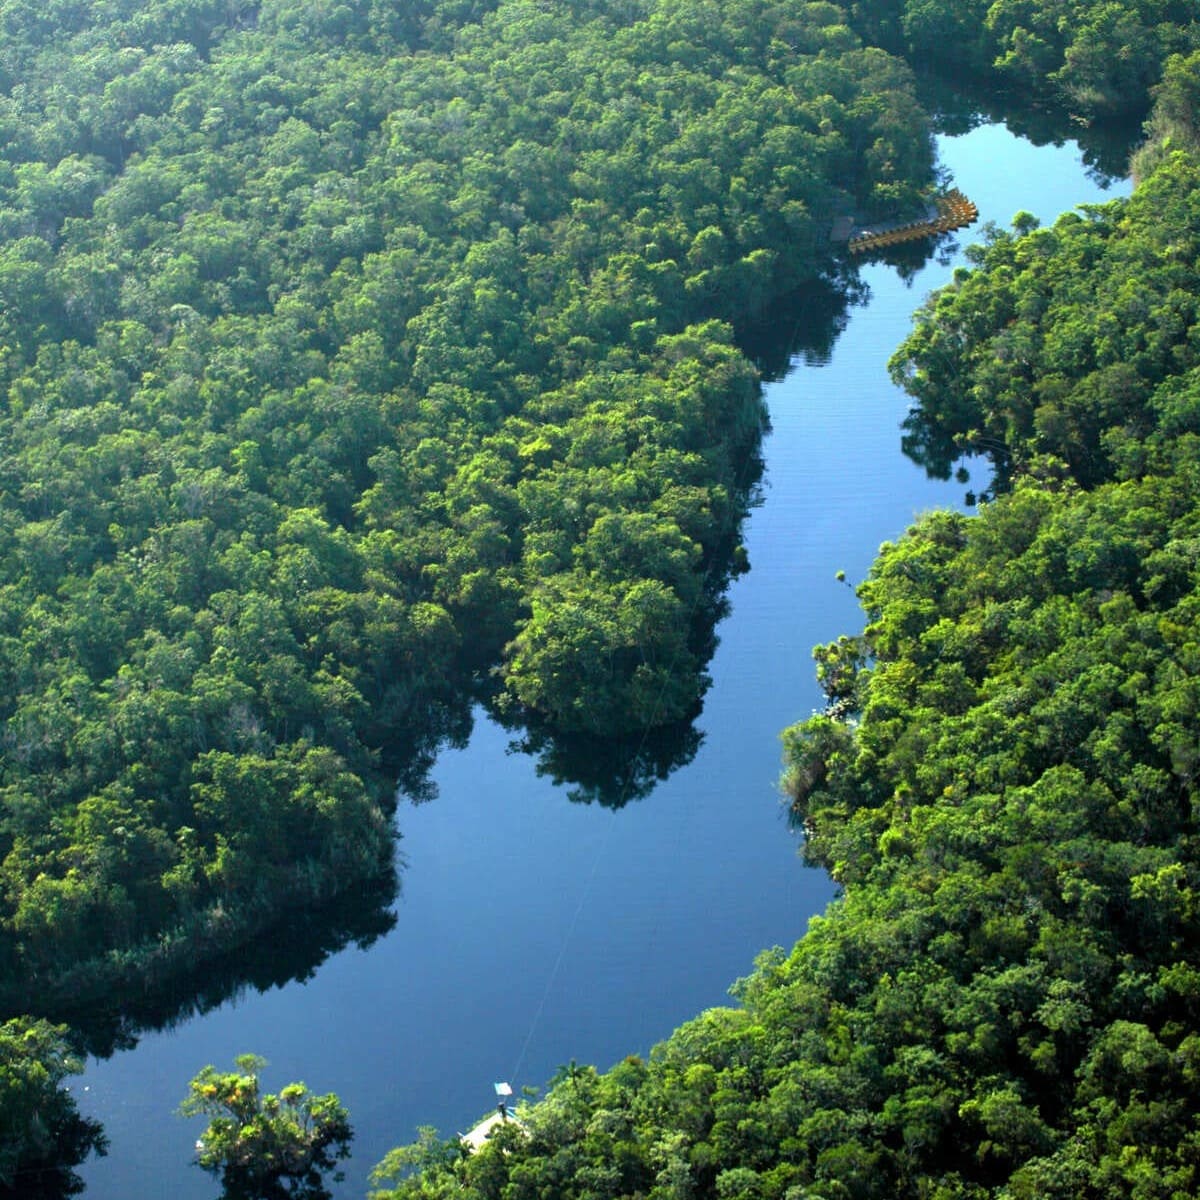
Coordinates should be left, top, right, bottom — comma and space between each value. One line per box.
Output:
74, 119, 1130, 1197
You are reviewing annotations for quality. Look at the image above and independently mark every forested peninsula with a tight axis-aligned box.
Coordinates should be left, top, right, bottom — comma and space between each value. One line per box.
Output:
373, 39, 1200, 1200
0, 0, 943, 1188
0, 1, 932, 983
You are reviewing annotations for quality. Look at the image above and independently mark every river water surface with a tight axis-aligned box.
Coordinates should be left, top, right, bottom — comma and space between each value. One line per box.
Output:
75, 120, 1130, 1198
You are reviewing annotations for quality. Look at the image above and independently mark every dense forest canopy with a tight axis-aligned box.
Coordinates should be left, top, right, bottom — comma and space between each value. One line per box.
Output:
0, 0, 945, 1186
4, 0, 1200, 1194
848, 0, 1200, 120
373, 32, 1200, 1200
892, 95, 1200, 490
0, 0, 935, 1013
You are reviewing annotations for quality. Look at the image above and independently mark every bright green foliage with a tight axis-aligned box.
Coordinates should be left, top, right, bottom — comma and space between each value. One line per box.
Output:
180, 1054, 351, 1200
892, 150, 1200, 493
370, 1125, 468, 1198
775, 466, 1200, 1195
0, 1018, 106, 1197
0, 0, 936, 1002
0, 0, 936, 1022
378, 116, 1200, 1200
0, 0, 941, 1178
1131, 49, 1200, 178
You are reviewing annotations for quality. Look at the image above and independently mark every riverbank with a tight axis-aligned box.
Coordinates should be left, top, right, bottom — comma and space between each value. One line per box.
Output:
75, 123, 1130, 1198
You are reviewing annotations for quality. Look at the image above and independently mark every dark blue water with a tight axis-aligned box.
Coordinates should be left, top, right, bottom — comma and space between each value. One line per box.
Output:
74, 122, 1129, 1198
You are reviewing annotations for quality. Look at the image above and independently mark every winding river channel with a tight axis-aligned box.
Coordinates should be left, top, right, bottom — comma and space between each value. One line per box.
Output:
75, 118, 1130, 1197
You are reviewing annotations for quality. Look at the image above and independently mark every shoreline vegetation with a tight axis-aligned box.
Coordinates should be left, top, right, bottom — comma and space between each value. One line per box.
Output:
0, 0, 933, 993
373, 32, 1200, 1200
0, 0, 941, 1187
847, 0, 1199, 121
2, 0, 1199, 1194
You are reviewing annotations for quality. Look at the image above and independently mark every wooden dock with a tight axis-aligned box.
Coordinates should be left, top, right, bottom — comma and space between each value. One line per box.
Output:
838, 189, 979, 255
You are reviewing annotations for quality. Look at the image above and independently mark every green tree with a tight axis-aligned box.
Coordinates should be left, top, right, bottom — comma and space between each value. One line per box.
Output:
180, 1054, 351, 1200
0, 1018, 106, 1198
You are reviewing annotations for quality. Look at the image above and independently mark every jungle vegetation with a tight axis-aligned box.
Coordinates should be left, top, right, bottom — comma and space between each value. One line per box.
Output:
0, 0, 932, 1007
0, 0, 940, 1183
372, 42, 1200, 1200
848, 0, 1200, 121
1, 0, 1198, 1193
181, 1054, 352, 1200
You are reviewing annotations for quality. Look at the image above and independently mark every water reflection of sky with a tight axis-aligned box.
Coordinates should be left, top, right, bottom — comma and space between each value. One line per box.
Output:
75, 124, 1132, 1200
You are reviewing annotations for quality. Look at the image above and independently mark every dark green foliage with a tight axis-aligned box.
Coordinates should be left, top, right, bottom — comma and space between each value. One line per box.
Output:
892, 150, 1200, 493
849, 0, 1200, 120
0, 0, 938, 1177
377, 116, 1200, 1200
0, 0, 934, 1003
775, 462, 1200, 1195
14, 0, 1199, 1192
0, 1018, 106, 1198
1131, 49, 1200, 177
